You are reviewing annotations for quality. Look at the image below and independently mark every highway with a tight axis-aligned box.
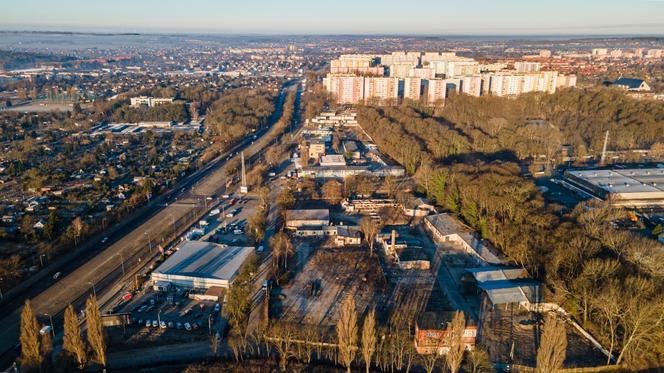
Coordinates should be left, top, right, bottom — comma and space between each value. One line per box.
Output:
0, 79, 300, 369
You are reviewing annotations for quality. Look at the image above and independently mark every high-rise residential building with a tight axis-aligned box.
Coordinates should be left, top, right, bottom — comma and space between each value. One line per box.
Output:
647, 49, 663, 58
515, 61, 541, 73
363, 77, 400, 102
408, 67, 436, 79
556, 74, 578, 89
404, 77, 423, 100
331, 54, 376, 69
592, 48, 609, 57
389, 62, 419, 79
324, 75, 365, 104
427, 79, 448, 104
537, 71, 559, 94
446, 60, 480, 78
330, 66, 385, 75
609, 49, 623, 58
459, 75, 483, 97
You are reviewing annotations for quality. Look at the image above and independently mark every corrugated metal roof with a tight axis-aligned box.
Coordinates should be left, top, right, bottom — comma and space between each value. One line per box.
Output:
153, 241, 252, 281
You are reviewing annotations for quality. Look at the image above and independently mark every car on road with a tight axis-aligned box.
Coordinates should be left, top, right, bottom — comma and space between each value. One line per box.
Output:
152, 320, 159, 328
184, 322, 192, 331
160, 321, 167, 329
52, 272, 61, 280
168, 321, 174, 328
145, 320, 152, 327
138, 305, 147, 313
101, 237, 109, 244
192, 322, 200, 331
176, 322, 183, 330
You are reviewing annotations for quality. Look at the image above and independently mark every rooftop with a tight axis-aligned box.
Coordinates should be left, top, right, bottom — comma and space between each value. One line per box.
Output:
153, 241, 253, 282
566, 168, 664, 195
285, 209, 330, 221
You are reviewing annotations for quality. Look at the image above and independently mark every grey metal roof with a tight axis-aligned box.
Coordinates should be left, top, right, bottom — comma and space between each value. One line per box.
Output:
153, 241, 252, 281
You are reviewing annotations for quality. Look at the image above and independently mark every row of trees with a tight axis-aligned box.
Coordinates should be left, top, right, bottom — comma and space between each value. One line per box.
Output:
357, 98, 664, 366
111, 102, 187, 123
20, 295, 106, 372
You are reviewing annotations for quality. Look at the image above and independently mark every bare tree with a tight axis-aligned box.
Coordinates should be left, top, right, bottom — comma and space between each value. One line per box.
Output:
270, 231, 295, 269
85, 295, 106, 367
70, 216, 84, 246
337, 297, 358, 373
536, 314, 567, 373
63, 304, 87, 368
19, 300, 41, 370
463, 347, 495, 373
322, 180, 344, 205
360, 217, 380, 257
361, 309, 376, 373
268, 321, 298, 371
446, 311, 466, 373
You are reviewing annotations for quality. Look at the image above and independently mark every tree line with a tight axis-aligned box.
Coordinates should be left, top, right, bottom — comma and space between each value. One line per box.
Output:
357, 94, 664, 367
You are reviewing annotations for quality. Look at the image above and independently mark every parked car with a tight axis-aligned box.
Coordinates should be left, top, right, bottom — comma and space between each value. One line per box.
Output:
146, 320, 152, 327
184, 322, 192, 331
101, 237, 109, 244
192, 322, 200, 331
176, 322, 183, 330
52, 272, 61, 280
160, 321, 167, 329
214, 303, 221, 312
152, 320, 158, 328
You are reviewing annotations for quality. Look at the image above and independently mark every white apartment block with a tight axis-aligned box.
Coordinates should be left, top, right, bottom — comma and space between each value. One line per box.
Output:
408, 67, 436, 79
404, 77, 423, 100
364, 77, 400, 102
324, 75, 365, 104
389, 61, 419, 79
459, 75, 483, 97
427, 79, 448, 104
130, 96, 174, 107
515, 61, 541, 73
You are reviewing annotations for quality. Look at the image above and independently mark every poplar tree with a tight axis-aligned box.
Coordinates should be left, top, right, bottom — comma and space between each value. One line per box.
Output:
361, 308, 376, 373
63, 304, 87, 367
536, 315, 567, 373
85, 295, 106, 367
19, 300, 41, 371
336, 297, 358, 373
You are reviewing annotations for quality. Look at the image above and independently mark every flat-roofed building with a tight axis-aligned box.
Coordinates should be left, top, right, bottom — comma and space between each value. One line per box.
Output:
427, 78, 448, 104
285, 209, 330, 229
404, 77, 423, 100
515, 61, 541, 73
320, 154, 346, 167
151, 241, 253, 290
324, 75, 365, 104
363, 77, 399, 102
563, 168, 664, 207
424, 213, 503, 266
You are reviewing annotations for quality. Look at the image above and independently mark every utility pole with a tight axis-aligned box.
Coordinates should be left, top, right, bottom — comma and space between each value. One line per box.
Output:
240, 152, 248, 194
600, 130, 610, 165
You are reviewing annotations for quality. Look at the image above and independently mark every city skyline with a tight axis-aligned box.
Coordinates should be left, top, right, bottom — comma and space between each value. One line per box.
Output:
3, 0, 664, 35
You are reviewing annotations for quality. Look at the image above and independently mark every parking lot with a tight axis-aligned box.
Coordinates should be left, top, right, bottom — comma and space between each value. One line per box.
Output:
108, 286, 224, 350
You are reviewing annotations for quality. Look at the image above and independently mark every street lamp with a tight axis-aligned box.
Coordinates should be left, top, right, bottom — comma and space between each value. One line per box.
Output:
39, 254, 46, 268
157, 309, 162, 326
145, 232, 153, 252
44, 313, 54, 337
87, 281, 96, 298
117, 254, 125, 276
208, 314, 212, 336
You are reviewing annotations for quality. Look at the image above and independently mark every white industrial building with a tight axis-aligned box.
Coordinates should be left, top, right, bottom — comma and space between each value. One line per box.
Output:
563, 168, 664, 206
151, 241, 253, 291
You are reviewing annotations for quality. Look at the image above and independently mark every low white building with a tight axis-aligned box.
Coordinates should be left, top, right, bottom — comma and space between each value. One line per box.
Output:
151, 241, 253, 290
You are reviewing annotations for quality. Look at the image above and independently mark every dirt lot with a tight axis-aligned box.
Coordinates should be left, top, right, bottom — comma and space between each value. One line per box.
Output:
272, 248, 387, 327
480, 305, 607, 367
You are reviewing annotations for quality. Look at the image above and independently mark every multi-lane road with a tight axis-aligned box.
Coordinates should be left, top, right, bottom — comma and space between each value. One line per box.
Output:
0, 79, 300, 369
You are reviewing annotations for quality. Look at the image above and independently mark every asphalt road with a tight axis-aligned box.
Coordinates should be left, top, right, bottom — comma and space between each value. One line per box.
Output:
0, 80, 299, 369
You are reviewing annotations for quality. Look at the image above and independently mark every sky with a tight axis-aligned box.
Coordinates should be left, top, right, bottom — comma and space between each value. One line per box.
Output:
2, 0, 664, 35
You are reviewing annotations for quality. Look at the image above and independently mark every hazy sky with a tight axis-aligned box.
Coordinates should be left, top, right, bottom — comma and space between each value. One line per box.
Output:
2, 0, 664, 35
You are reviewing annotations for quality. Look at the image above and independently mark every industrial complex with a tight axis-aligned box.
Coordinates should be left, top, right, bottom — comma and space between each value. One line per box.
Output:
563, 167, 664, 207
